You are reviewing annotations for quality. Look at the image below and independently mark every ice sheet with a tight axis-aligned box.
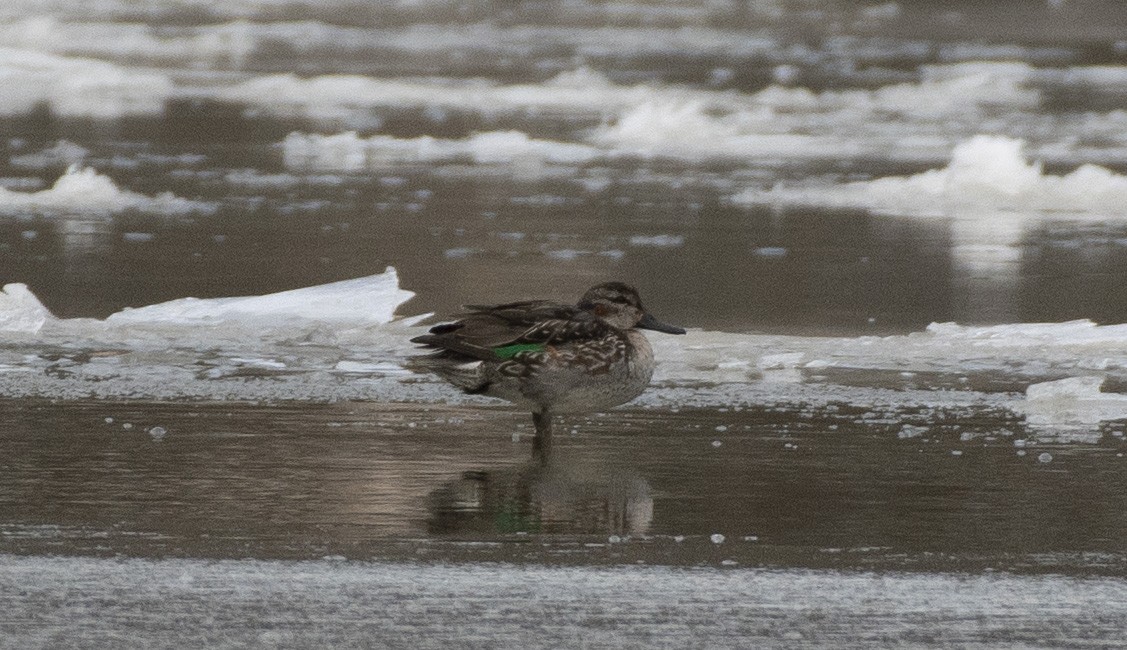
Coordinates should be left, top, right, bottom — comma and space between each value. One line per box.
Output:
106, 266, 415, 327
4, 555, 1127, 647
220, 66, 682, 122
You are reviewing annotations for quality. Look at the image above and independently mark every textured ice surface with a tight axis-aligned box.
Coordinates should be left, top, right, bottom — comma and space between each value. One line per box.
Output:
107, 266, 414, 327
3, 555, 1127, 648
1016, 376, 1127, 441
0, 284, 50, 333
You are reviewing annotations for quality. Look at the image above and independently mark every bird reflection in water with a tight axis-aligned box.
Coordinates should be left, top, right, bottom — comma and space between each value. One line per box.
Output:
427, 456, 653, 536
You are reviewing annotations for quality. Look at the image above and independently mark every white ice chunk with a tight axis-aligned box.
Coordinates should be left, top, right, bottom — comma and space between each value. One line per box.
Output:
106, 267, 413, 326
224, 66, 668, 122
926, 320, 1127, 347
1018, 376, 1127, 436
628, 235, 684, 248
283, 130, 599, 171
0, 166, 215, 216
735, 135, 1127, 218
594, 101, 838, 162
898, 425, 927, 439
0, 283, 53, 333
0, 47, 172, 118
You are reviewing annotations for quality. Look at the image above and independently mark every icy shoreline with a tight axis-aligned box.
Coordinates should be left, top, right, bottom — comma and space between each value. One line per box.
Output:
2, 268, 1126, 436
3, 554, 1126, 648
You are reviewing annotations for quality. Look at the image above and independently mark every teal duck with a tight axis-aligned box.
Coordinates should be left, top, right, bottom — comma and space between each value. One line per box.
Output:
410, 282, 685, 455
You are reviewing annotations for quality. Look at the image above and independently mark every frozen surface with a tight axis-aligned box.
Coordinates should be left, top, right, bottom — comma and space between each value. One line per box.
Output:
2, 555, 1126, 648
2, 269, 1127, 434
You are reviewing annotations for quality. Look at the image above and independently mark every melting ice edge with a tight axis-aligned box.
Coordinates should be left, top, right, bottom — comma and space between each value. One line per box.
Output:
2, 266, 1126, 443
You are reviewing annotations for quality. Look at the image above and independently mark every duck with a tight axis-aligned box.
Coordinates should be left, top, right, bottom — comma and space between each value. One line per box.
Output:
409, 282, 685, 457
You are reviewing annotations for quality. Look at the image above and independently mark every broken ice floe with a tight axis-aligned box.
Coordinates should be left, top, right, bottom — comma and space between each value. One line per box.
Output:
0, 284, 51, 333
106, 267, 416, 328
0, 266, 421, 342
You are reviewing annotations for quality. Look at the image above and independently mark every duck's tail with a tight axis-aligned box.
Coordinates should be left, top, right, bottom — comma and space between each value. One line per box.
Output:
404, 351, 492, 394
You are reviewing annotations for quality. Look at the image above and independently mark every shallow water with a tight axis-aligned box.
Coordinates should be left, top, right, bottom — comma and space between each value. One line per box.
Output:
3, 399, 1126, 574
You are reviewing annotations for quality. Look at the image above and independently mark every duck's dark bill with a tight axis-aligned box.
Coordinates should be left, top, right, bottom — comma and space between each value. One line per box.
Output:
637, 313, 687, 334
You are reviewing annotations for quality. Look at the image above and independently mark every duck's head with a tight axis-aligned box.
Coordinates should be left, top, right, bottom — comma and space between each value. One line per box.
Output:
577, 282, 686, 334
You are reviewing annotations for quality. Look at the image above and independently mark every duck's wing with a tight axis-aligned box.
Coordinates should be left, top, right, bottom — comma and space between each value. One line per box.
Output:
410, 299, 611, 361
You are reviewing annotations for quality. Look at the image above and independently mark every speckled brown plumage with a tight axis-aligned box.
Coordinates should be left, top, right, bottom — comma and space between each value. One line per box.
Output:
409, 282, 686, 460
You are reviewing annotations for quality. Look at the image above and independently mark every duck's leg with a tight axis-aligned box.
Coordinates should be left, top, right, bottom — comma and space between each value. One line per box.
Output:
531, 411, 553, 464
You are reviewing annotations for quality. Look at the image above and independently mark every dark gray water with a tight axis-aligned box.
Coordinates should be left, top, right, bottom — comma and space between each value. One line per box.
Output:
3, 399, 1126, 573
